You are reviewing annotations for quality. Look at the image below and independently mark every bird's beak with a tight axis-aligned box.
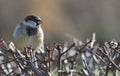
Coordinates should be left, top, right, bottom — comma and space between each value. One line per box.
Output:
39, 20, 43, 24
37, 20, 43, 26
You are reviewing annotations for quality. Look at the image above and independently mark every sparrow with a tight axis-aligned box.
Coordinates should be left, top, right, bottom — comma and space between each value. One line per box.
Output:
13, 15, 44, 53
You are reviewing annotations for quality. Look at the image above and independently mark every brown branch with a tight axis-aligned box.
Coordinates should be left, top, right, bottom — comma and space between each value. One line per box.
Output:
61, 43, 75, 55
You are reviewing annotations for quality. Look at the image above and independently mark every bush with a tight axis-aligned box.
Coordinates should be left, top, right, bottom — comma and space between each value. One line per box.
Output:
0, 34, 120, 76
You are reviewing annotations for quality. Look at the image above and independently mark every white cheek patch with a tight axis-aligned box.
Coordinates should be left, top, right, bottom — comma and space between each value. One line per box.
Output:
23, 21, 37, 28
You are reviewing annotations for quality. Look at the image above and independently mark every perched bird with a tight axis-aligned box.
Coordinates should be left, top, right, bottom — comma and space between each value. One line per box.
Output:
13, 15, 44, 53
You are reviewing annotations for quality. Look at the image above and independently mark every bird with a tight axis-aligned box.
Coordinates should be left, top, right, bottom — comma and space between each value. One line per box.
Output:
13, 15, 44, 53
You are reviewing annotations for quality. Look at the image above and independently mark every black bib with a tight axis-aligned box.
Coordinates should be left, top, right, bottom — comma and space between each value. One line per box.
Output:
26, 26, 38, 36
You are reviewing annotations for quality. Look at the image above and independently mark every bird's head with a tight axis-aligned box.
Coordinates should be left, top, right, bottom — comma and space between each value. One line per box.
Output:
24, 15, 43, 28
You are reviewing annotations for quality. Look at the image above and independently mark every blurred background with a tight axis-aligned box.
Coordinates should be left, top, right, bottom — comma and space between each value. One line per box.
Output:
0, 0, 120, 44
